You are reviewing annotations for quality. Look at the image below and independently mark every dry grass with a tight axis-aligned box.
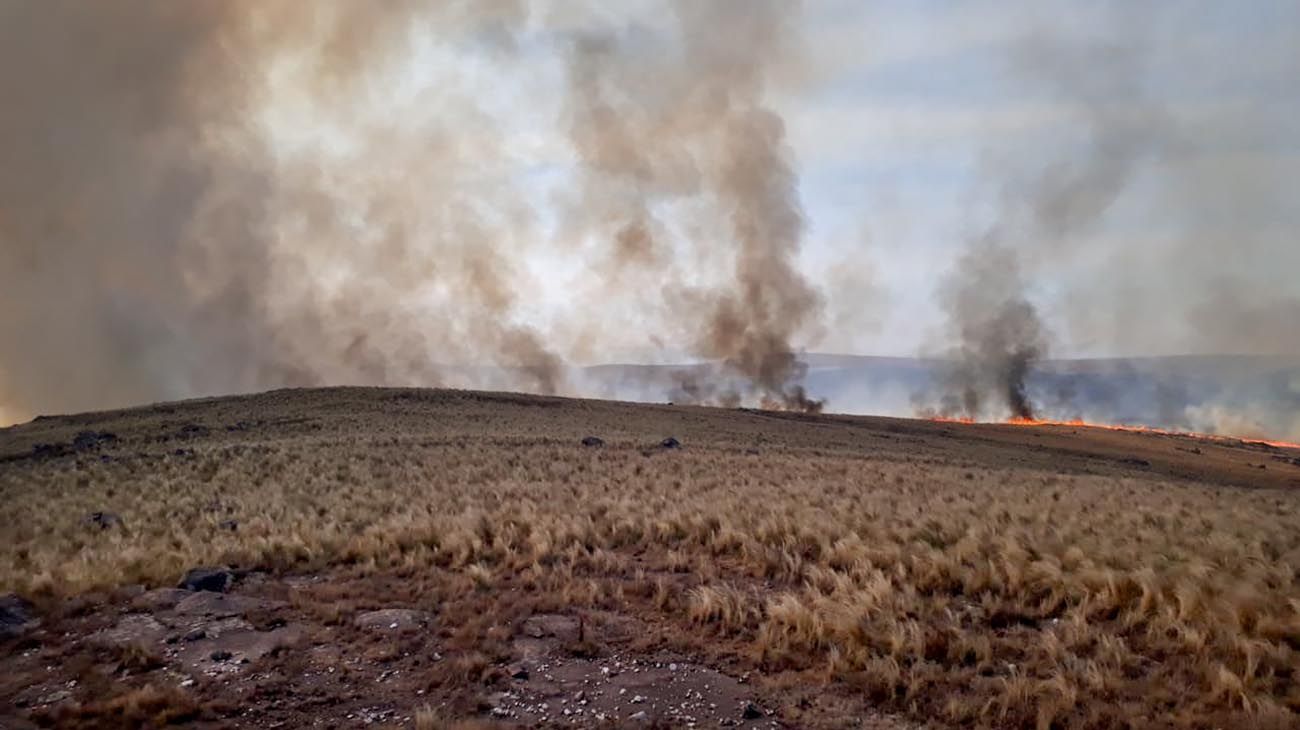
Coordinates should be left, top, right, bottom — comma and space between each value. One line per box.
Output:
30, 683, 204, 728
3, 387, 1300, 728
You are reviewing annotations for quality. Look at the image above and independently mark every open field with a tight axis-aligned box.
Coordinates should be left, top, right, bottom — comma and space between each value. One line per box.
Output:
3, 387, 1300, 728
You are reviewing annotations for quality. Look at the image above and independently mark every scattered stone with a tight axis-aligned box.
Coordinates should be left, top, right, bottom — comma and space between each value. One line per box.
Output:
660, 437, 682, 449
210, 650, 233, 661
510, 664, 531, 680
741, 702, 764, 720
581, 436, 605, 447
85, 511, 122, 530
354, 608, 431, 633
183, 628, 207, 642
629, 711, 648, 722
178, 567, 233, 593
0, 593, 37, 638
177, 623, 303, 671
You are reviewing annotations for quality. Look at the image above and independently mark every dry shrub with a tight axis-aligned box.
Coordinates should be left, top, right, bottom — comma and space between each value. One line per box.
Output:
34, 684, 202, 728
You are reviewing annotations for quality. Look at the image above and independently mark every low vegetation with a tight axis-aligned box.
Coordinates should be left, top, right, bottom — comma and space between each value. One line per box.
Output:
3, 387, 1300, 728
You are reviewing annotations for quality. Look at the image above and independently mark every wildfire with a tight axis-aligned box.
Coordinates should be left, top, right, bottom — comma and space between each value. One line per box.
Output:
930, 415, 1300, 451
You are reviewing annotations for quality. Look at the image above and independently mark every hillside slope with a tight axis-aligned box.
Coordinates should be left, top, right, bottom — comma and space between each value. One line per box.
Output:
2, 388, 1299, 728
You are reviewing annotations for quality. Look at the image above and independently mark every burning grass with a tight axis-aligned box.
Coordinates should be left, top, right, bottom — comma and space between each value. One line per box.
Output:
936, 414, 1300, 451
3, 387, 1300, 728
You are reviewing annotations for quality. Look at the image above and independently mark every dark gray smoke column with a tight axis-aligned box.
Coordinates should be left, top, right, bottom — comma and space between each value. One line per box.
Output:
562, 0, 824, 412
923, 24, 1164, 422
933, 241, 1046, 420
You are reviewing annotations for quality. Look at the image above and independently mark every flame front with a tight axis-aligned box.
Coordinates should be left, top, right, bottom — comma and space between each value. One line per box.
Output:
932, 416, 1300, 451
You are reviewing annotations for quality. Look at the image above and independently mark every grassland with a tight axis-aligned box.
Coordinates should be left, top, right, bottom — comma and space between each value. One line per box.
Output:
3, 387, 1300, 728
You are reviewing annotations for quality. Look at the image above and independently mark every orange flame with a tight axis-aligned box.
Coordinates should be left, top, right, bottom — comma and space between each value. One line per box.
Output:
932, 416, 1300, 451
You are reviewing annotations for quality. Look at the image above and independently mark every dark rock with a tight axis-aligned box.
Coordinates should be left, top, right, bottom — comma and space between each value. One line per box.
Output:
510, 664, 530, 680
1121, 458, 1151, 468
742, 702, 764, 720
0, 593, 37, 638
72, 431, 117, 450
30, 442, 71, 459
178, 567, 233, 593
218, 519, 239, 532
659, 436, 681, 449
580, 436, 605, 447
210, 650, 233, 661
86, 511, 122, 530
178, 423, 210, 438
184, 629, 207, 642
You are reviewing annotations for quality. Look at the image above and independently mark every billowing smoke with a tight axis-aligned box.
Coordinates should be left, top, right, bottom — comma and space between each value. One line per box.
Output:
927, 241, 1046, 421
0, 1, 563, 418
561, 1, 822, 412
919, 19, 1163, 422
0, 0, 823, 423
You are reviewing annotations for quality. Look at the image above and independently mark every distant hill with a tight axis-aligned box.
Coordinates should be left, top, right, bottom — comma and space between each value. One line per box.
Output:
577, 353, 1300, 441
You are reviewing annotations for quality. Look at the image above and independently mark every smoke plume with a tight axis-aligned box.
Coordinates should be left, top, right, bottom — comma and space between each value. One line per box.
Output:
921, 21, 1163, 421
0, 0, 824, 423
561, 1, 822, 411
928, 241, 1046, 421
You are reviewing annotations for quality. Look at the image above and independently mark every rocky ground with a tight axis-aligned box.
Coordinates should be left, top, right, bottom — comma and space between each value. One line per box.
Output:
1, 565, 910, 729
